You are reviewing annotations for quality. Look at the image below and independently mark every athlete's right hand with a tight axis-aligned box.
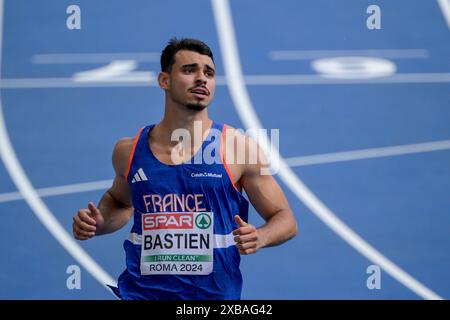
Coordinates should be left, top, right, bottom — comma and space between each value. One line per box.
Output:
72, 202, 104, 240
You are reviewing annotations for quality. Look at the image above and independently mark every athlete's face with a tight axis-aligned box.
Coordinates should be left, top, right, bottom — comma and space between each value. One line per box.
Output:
160, 50, 216, 111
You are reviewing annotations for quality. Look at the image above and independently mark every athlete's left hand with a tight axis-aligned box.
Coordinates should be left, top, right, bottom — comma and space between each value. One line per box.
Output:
233, 215, 261, 255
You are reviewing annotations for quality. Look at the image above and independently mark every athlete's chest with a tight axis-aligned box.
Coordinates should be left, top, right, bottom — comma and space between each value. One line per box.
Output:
149, 141, 205, 166
129, 162, 227, 209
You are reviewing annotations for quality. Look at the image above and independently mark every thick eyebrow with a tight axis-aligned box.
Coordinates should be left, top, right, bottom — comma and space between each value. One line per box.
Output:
205, 64, 216, 73
181, 63, 215, 73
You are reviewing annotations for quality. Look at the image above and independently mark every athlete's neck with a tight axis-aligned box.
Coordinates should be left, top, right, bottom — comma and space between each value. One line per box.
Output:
154, 106, 212, 147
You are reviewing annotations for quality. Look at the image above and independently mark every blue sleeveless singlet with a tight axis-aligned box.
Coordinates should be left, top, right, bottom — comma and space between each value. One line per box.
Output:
112, 122, 249, 300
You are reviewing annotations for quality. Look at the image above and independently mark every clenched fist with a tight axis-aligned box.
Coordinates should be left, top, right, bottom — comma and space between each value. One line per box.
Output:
72, 202, 104, 240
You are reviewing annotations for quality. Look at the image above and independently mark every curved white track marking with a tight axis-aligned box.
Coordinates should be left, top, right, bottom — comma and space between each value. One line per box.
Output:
0, 0, 116, 293
211, 0, 443, 300
438, 0, 450, 29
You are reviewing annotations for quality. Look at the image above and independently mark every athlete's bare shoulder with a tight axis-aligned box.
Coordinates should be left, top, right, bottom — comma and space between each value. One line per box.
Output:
222, 124, 246, 148
112, 136, 137, 177
221, 124, 243, 162
221, 124, 265, 189
222, 124, 269, 177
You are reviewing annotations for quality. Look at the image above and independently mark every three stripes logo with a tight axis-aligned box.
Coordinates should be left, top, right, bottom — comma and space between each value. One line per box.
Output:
131, 168, 148, 183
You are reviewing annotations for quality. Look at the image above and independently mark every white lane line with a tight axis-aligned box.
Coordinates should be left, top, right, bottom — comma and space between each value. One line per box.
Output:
0, 0, 116, 293
0, 77, 160, 88
243, 73, 450, 85
2, 138, 450, 203
0, 76, 225, 88
285, 139, 450, 167
270, 49, 429, 60
0, 179, 112, 203
4, 72, 450, 89
211, 0, 443, 300
438, 0, 450, 30
32, 52, 161, 64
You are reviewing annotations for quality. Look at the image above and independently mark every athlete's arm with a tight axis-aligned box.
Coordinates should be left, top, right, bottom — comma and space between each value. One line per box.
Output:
72, 138, 134, 240
234, 136, 298, 254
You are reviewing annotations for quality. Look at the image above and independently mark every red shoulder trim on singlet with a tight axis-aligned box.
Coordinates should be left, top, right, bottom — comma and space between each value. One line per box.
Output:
220, 124, 239, 192
125, 127, 144, 181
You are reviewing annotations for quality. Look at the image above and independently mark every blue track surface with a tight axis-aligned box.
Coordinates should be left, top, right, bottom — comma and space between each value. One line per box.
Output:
1, 0, 449, 299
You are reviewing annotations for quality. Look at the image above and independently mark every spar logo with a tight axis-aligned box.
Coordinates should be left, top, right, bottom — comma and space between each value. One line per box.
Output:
195, 213, 212, 229
143, 213, 194, 230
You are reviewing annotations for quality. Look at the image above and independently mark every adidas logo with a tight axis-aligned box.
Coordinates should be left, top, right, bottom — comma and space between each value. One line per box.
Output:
131, 168, 148, 183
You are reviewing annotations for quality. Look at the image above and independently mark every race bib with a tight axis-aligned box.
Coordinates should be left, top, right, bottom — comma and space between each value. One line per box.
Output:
140, 212, 214, 275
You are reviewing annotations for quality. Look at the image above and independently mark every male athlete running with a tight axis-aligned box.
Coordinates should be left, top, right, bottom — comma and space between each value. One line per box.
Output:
72, 38, 298, 300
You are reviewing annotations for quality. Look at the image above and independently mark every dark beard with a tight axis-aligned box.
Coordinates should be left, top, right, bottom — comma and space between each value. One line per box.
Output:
186, 103, 208, 111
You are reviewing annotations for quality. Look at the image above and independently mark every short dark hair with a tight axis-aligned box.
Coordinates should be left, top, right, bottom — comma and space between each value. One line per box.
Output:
160, 37, 214, 73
